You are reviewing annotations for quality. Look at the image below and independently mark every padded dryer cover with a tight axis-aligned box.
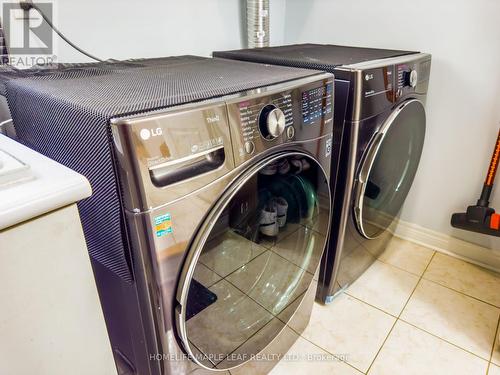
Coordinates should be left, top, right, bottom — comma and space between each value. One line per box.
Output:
214, 43, 417, 72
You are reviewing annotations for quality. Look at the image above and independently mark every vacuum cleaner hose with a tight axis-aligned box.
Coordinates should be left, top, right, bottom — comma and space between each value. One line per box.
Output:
485, 129, 500, 186
478, 129, 500, 207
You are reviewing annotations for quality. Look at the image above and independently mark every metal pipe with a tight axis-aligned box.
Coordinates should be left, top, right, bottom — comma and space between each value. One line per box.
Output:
246, 0, 269, 48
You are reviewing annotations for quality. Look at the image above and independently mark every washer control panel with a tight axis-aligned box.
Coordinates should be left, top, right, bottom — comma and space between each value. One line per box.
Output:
238, 95, 293, 145
258, 105, 287, 140
227, 74, 334, 166
302, 84, 333, 125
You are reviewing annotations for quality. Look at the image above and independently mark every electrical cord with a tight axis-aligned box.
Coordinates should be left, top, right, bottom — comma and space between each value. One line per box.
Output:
19, 1, 104, 62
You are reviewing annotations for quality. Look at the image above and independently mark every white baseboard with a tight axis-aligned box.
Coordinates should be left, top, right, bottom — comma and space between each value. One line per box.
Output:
392, 219, 500, 273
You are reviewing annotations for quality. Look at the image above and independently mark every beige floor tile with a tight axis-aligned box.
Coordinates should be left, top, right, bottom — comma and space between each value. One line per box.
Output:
490, 363, 500, 375
269, 336, 362, 375
199, 231, 266, 277
377, 237, 435, 276
271, 226, 326, 274
423, 252, 500, 307
401, 279, 499, 359
193, 263, 221, 288
492, 324, 500, 365
369, 320, 488, 375
301, 294, 395, 372
226, 251, 312, 315
186, 279, 273, 363
346, 260, 419, 316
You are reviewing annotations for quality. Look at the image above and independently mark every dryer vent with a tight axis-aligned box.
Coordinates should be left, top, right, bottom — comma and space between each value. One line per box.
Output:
246, 0, 269, 48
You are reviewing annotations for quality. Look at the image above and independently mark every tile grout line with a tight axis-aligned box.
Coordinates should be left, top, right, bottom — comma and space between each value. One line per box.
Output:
284, 295, 365, 373
300, 239, 497, 373
294, 331, 366, 374
420, 275, 500, 309
346, 287, 497, 364
399, 319, 493, 363
487, 315, 500, 374
374, 252, 433, 277
381, 240, 500, 306
375, 244, 500, 363
296, 252, 438, 375
368, 247, 500, 310
296, 242, 497, 374
386, 248, 500, 365
364, 250, 437, 374
343, 292, 398, 319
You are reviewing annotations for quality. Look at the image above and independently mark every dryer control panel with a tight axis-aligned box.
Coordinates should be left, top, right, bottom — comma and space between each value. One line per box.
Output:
395, 58, 432, 99
226, 74, 334, 166
357, 54, 431, 120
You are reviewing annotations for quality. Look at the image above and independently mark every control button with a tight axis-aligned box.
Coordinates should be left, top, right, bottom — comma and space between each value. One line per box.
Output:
244, 141, 255, 154
403, 70, 418, 88
258, 104, 286, 140
286, 126, 295, 139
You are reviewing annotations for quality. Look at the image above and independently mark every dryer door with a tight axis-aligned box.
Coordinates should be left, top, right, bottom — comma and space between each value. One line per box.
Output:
175, 152, 331, 370
354, 99, 426, 239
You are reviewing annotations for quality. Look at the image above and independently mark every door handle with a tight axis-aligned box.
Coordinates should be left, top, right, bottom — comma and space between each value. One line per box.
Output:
149, 146, 225, 187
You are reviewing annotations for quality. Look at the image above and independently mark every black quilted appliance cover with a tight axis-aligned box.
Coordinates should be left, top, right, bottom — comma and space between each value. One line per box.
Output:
214, 43, 417, 72
4, 56, 317, 282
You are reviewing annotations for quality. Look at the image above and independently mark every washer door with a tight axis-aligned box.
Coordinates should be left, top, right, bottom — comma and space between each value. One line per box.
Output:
354, 99, 426, 239
176, 152, 331, 370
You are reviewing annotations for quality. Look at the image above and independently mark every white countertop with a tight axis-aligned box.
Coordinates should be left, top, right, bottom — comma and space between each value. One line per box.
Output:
0, 134, 92, 230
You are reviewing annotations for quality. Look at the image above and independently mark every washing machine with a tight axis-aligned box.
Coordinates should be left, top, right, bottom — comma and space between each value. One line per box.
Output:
5, 56, 334, 374
214, 44, 431, 303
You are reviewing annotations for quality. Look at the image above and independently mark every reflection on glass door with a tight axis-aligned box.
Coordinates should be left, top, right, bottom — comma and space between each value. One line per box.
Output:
179, 153, 330, 370
355, 99, 426, 239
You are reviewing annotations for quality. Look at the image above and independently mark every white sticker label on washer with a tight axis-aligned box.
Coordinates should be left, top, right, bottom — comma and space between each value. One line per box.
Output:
326, 138, 332, 157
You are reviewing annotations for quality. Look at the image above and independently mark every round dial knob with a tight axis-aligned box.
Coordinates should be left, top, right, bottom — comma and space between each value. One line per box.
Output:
403, 70, 418, 88
259, 105, 286, 140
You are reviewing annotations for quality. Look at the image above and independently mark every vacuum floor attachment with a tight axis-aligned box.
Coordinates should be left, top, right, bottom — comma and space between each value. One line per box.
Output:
451, 129, 500, 237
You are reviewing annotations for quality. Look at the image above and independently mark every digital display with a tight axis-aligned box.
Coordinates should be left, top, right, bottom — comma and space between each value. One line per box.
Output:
302, 83, 333, 125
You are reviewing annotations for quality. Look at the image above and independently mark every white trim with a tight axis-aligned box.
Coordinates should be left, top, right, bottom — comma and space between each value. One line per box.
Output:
392, 218, 500, 273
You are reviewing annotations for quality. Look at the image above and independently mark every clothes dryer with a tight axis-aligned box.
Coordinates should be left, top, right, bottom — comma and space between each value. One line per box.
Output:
215, 45, 431, 302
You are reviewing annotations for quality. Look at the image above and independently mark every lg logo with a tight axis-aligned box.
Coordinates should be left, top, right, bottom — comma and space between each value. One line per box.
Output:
365, 73, 374, 81
140, 128, 162, 140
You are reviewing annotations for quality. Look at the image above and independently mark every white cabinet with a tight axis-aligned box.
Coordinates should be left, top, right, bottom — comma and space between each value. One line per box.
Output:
0, 135, 116, 375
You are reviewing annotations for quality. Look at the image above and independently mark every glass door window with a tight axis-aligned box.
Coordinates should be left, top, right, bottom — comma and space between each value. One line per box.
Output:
177, 153, 331, 370
355, 99, 426, 239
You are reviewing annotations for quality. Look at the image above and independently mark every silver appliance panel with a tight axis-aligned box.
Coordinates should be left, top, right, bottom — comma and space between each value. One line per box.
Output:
110, 73, 334, 212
